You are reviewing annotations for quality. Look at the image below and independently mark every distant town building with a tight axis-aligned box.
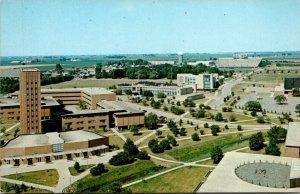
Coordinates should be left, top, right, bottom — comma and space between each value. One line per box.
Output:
177, 73, 219, 91
284, 78, 300, 94
178, 52, 183, 65
19, 69, 42, 135
148, 60, 175, 65
117, 83, 193, 97
215, 57, 261, 68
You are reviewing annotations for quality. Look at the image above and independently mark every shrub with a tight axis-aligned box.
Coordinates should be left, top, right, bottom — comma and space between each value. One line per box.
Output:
211, 146, 223, 164
109, 152, 134, 166
215, 113, 223, 121
192, 133, 200, 141
200, 129, 204, 135
211, 125, 220, 136
249, 132, 265, 151
90, 163, 108, 176
204, 123, 209, 128
123, 139, 139, 157
237, 125, 242, 131
160, 139, 172, 150
251, 111, 257, 117
74, 161, 80, 172
136, 151, 150, 160
229, 114, 236, 122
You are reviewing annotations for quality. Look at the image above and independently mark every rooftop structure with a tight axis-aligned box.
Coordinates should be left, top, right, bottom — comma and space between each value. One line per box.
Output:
284, 78, 300, 92
0, 69, 21, 78
199, 152, 300, 192
216, 57, 261, 68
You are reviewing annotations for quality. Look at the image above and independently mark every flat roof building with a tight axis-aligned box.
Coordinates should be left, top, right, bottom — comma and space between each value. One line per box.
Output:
199, 152, 300, 192
285, 122, 300, 158
177, 73, 218, 91
216, 57, 261, 68
0, 130, 109, 166
284, 78, 300, 93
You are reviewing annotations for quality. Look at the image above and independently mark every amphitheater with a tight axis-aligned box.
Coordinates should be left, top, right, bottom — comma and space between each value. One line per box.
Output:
198, 152, 300, 192
216, 57, 262, 68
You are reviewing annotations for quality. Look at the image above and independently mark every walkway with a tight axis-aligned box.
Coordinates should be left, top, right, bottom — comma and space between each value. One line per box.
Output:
110, 128, 127, 142
0, 122, 20, 137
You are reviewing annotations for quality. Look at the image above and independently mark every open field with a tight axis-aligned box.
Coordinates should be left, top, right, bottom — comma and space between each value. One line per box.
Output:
69, 164, 95, 176
250, 72, 300, 83
66, 159, 173, 193
0, 181, 52, 193
124, 130, 153, 142
4, 169, 59, 187
128, 166, 213, 193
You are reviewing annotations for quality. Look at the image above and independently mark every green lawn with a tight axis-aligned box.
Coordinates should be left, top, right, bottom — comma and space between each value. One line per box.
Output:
0, 181, 52, 193
66, 160, 171, 193
69, 164, 95, 176
124, 131, 154, 142
250, 72, 299, 83
0, 120, 18, 129
145, 133, 257, 162
128, 166, 213, 193
109, 135, 125, 149
4, 169, 59, 187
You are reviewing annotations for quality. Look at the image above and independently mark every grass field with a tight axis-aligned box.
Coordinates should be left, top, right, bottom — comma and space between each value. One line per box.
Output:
0, 120, 18, 129
67, 160, 171, 193
123, 131, 153, 142
4, 169, 59, 187
128, 166, 213, 193
250, 72, 299, 83
0, 181, 52, 193
109, 135, 125, 148
69, 164, 95, 176
144, 133, 257, 162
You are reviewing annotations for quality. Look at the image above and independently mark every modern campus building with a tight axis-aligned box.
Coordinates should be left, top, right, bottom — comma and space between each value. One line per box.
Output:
19, 69, 42, 134
176, 73, 218, 91
0, 69, 145, 166
0, 130, 109, 166
285, 122, 300, 158
284, 78, 300, 94
199, 152, 300, 192
215, 57, 262, 68
117, 83, 193, 98
178, 52, 183, 64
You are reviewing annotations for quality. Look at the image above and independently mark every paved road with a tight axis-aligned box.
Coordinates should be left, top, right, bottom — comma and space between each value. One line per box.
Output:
210, 78, 243, 109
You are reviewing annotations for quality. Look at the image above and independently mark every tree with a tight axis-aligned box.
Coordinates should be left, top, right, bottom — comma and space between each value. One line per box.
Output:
237, 125, 242, 131
160, 139, 171, 150
267, 125, 287, 143
142, 90, 154, 97
56, 64, 63, 74
163, 106, 169, 111
249, 132, 265, 151
109, 152, 134, 166
265, 138, 281, 156
292, 88, 300, 97
157, 92, 166, 98
136, 151, 150, 160
211, 125, 220, 136
115, 89, 123, 95
74, 161, 80, 172
90, 163, 107, 176
123, 139, 139, 157
192, 133, 200, 141
167, 135, 178, 146
211, 146, 223, 164
125, 90, 132, 95
193, 109, 206, 118
78, 100, 87, 110
145, 113, 158, 129
156, 130, 162, 137
215, 113, 223, 121
176, 101, 181, 106
204, 123, 209, 128
225, 124, 229, 129
179, 127, 187, 136
245, 101, 262, 111
1, 126, 6, 133
14, 128, 20, 137
274, 95, 287, 105
130, 125, 139, 136
20, 183, 28, 192
295, 104, 300, 114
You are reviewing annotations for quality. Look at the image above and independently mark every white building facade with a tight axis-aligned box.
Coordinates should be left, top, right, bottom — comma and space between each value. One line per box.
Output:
177, 73, 218, 90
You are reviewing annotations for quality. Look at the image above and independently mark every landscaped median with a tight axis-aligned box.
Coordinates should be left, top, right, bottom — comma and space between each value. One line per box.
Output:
143, 132, 265, 163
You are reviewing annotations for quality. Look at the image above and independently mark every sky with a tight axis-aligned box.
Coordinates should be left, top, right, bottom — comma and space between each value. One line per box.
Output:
1, 0, 300, 56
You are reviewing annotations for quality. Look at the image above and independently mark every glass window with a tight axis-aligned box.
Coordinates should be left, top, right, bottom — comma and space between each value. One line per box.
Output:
52, 144, 63, 153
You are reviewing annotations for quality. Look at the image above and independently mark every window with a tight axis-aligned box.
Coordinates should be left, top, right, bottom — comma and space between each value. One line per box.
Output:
52, 144, 63, 153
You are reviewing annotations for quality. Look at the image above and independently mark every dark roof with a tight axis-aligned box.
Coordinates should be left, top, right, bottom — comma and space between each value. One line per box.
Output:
284, 78, 300, 90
